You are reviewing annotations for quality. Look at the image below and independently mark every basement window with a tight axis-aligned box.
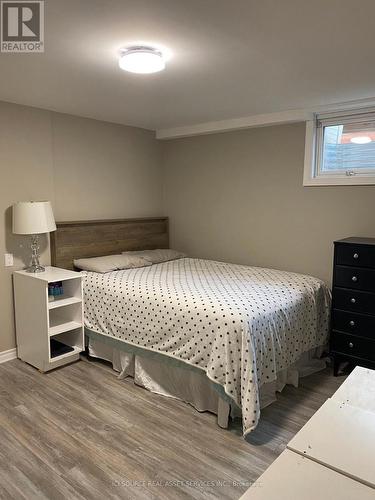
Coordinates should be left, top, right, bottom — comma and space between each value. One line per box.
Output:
303, 109, 375, 185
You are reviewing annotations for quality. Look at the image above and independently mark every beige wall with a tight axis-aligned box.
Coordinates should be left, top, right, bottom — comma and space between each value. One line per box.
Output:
52, 113, 162, 220
162, 122, 375, 284
0, 101, 162, 353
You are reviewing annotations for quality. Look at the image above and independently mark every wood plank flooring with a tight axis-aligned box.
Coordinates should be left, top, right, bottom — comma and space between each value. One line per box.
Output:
0, 358, 344, 500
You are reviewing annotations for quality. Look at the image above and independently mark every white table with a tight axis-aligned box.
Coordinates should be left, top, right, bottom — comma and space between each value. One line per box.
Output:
240, 367, 375, 499
332, 366, 375, 413
287, 398, 375, 488
240, 449, 375, 500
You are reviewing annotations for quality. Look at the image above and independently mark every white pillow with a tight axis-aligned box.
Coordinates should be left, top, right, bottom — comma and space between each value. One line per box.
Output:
74, 254, 152, 273
122, 249, 186, 264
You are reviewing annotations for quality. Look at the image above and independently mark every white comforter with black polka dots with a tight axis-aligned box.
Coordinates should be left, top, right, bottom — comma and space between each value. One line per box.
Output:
83, 258, 330, 436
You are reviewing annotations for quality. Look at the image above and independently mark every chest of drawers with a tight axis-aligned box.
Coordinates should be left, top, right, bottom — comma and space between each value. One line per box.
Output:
331, 237, 375, 375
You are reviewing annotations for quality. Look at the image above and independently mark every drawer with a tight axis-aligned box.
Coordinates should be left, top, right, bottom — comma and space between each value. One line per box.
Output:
332, 309, 375, 339
331, 331, 375, 360
334, 266, 375, 292
336, 244, 375, 269
333, 288, 375, 315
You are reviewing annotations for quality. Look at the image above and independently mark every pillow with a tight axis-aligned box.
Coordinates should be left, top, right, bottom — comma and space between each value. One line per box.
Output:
122, 249, 186, 264
74, 254, 152, 273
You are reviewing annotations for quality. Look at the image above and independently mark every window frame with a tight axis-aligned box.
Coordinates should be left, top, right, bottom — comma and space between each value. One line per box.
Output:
303, 108, 375, 186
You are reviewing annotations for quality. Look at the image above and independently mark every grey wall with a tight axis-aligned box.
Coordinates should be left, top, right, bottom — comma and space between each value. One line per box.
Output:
0, 101, 162, 353
162, 122, 375, 284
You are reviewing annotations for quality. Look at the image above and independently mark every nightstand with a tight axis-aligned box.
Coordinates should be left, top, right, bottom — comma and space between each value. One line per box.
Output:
13, 266, 84, 372
331, 237, 375, 375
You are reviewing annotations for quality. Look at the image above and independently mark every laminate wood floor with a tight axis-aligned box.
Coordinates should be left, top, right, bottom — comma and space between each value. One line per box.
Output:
0, 358, 344, 500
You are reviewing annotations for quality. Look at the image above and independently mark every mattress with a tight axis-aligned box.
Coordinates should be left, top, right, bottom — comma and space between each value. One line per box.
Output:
83, 258, 331, 436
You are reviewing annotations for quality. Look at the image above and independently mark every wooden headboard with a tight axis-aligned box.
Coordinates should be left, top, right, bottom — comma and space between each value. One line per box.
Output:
50, 217, 169, 270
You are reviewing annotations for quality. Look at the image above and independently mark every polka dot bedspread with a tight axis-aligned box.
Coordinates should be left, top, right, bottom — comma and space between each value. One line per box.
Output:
83, 258, 331, 436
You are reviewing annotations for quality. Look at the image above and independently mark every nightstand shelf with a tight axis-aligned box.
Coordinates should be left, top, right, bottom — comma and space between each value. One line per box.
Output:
50, 345, 81, 363
48, 296, 82, 309
14, 266, 84, 372
49, 320, 82, 337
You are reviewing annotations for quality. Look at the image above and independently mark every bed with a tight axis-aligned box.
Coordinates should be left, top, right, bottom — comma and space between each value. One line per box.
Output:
51, 218, 331, 437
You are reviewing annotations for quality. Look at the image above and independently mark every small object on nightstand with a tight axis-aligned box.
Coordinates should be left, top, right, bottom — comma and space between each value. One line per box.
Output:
49, 281, 64, 299
48, 283, 55, 301
13, 266, 84, 372
50, 338, 74, 358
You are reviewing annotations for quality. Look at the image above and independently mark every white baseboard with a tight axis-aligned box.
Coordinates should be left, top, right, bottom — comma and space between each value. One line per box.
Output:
0, 348, 17, 364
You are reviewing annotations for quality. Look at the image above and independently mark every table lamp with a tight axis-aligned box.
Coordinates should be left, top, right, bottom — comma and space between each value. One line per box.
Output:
12, 201, 57, 273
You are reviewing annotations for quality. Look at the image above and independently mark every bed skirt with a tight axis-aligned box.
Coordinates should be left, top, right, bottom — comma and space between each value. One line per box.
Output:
86, 330, 327, 430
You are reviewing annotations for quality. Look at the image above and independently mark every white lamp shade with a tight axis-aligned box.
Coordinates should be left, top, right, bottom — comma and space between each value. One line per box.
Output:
12, 201, 57, 235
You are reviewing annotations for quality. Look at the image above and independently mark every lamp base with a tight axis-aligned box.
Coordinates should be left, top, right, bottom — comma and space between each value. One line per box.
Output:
25, 264, 45, 273
27, 235, 44, 273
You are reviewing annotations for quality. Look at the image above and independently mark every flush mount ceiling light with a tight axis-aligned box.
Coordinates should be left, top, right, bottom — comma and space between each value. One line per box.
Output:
119, 46, 165, 74
350, 136, 372, 144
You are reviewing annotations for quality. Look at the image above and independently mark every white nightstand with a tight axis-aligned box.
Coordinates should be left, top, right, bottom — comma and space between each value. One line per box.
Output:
13, 266, 84, 372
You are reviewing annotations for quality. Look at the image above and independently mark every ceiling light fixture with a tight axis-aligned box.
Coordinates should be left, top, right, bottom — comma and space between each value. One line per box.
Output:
119, 46, 165, 74
350, 136, 372, 144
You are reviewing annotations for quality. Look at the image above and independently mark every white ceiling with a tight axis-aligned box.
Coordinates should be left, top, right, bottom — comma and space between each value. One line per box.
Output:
1, 0, 375, 131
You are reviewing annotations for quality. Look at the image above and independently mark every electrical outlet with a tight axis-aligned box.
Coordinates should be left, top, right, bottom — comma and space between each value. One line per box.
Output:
4, 253, 14, 267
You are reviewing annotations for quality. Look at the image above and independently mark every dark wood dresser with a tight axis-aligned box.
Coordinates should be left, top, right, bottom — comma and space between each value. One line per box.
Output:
331, 237, 375, 375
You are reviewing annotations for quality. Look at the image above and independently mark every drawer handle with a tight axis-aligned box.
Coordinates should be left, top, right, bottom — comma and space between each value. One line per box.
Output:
350, 298, 356, 304
353, 253, 359, 259
352, 276, 358, 282
349, 342, 354, 348
349, 320, 355, 327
